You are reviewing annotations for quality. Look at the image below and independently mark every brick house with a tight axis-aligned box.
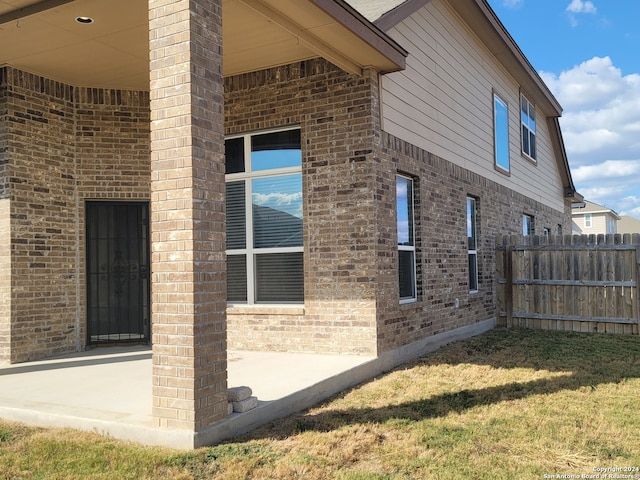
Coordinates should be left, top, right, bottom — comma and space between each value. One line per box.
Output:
0, 0, 578, 444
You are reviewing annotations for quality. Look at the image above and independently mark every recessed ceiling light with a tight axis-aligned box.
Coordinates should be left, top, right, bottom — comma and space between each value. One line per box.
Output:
75, 16, 94, 24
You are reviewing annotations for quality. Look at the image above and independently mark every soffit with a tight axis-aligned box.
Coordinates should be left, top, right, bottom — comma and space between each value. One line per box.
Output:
0, 0, 405, 90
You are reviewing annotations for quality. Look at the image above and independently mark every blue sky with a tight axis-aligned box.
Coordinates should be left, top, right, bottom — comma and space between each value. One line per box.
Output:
486, 0, 640, 218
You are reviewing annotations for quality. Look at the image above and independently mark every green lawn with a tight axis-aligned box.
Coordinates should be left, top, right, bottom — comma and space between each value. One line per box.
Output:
2, 328, 640, 479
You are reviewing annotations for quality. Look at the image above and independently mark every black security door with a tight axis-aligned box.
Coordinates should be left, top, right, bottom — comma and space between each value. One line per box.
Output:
86, 202, 150, 344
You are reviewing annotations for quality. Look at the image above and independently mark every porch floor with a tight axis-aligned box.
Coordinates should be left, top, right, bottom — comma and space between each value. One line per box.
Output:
0, 346, 376, 449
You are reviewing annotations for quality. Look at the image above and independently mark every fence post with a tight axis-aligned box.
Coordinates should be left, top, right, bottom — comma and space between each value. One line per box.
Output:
634, 234, 640, 335
505, 236, 514, 328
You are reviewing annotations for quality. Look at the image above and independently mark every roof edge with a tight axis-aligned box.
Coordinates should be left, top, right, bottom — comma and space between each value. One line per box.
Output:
584, 211, 621, 220
375, 0, 432, 32
370, 0, 562, 115
576, 201, 621, 219
548, 117, 582, 202
471, 0, 562, 115
311, 0, 408, 73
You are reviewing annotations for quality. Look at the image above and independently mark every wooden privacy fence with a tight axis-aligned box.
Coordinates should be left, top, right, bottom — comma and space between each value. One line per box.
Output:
497, 234, 640, 335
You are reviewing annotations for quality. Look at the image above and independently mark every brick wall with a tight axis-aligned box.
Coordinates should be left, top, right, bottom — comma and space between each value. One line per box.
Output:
374, 132, 568, 351
224, 59, 568, 356
75, 88, 150, 201
1, 67, 150, 362
0, 199, 9, 363
0, 68, 7, 198
4, 69, 77, 362
1, 59, 569, 362
225, 60, 380, 355
74, 88, 150, 346
0, 71, 8, 362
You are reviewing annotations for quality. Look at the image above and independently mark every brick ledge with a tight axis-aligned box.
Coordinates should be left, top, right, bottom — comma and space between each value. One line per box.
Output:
227, 305, 305, 316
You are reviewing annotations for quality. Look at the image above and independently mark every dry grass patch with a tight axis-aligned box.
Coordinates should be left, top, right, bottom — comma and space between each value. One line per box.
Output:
1, 329, 640, 479
221, 329, 640, 479
0, 425, 192, 480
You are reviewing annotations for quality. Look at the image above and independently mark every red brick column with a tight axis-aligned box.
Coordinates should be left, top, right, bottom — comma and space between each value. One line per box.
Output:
149, 0, 227, 431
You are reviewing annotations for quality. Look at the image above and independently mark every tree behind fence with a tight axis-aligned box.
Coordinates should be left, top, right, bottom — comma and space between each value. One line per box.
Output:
496, 233, 640, 334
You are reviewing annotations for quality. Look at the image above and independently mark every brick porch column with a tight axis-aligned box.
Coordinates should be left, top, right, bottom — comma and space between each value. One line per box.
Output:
148, 0, 227, 431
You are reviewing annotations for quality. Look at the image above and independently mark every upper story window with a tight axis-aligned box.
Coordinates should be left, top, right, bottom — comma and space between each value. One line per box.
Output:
225, 128, 303, 304
397, 175, 416, 303
467, 197, 478, 293
584, 214, 592, 228
521, 94, 536, 161
493, 93, 510, 173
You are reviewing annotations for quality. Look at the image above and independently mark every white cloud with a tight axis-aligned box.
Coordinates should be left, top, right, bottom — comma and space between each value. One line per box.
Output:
565, 0, 597, 27
253, 191, 302, 207
502, 0, 524, 7
541, 57, 640, 163
572, 160, 640, 182
562, 128, 619, 155
566, 0, 597, 14
544, 57, 640, 217
616, 196, 640, 217
540, 57, 627, 110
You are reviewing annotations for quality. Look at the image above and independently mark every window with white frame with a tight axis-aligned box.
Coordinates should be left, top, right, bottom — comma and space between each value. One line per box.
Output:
397, 175, 416, 302
467, 197, 478, 293
521, 94, 536, 160
493, 92, 510, 173
523, 214, 534, 236
225, 128, 303, 304
584, 214, 592, 228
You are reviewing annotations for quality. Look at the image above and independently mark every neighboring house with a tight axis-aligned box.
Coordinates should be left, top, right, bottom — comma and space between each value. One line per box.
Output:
618, 215, 640, 234
0, 0, 579, 443
572, 200, 620, 235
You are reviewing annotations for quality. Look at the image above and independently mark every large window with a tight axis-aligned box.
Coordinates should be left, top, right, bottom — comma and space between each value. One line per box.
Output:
493, 93, 510, 173
397, 175, 416, 303
225, 128, 303, 304
521, 94, 536, 160
467, 197, 478, 293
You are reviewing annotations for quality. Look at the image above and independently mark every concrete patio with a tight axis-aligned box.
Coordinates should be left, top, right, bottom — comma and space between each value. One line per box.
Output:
0, 346, 377, 449
0, 319, 495, 449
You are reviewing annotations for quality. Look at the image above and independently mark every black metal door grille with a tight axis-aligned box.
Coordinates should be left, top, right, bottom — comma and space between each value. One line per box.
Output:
86, 202, 150, 344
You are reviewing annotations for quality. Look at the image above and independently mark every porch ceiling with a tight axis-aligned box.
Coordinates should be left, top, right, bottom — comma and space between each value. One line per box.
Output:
0, 0, 405, 91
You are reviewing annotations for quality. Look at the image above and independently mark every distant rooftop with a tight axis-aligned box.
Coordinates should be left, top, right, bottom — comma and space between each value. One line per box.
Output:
618, 215, 640, 234
573, 200, 620, 219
